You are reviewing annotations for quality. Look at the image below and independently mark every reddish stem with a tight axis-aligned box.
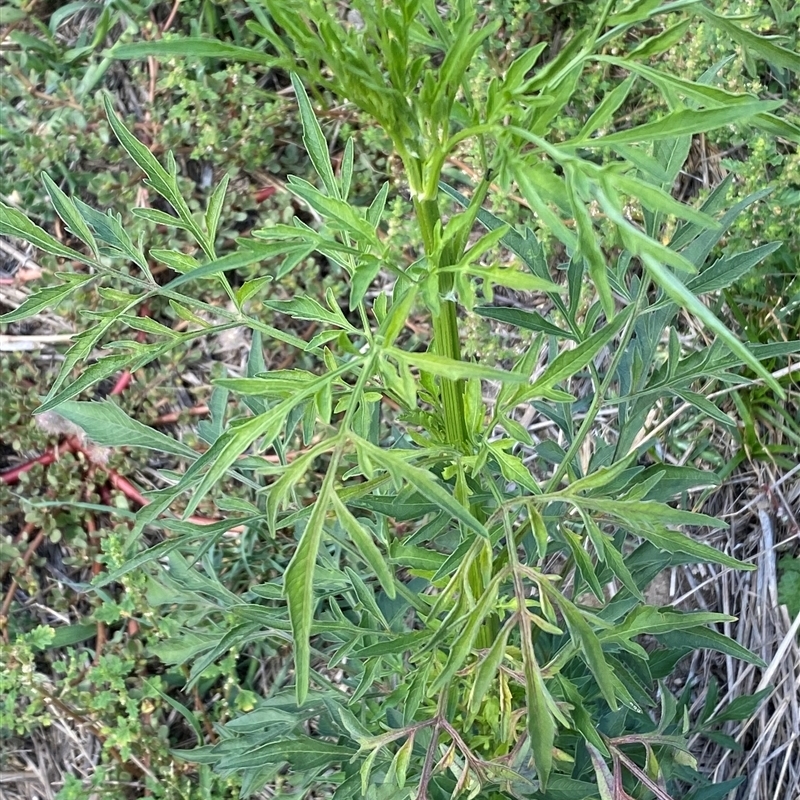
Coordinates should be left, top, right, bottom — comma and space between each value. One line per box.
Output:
110, 371, 133, 396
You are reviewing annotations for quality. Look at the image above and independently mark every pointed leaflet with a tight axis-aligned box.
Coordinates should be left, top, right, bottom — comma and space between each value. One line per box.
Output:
109, 37, 273, 64
585, 101, 783, 147
641, 253, 784, 398
698, 8, 800, 74
41, 173, 98, 256
204, 173, 230, 244
0, 202, 87, 261
0, 275, 93, 324
525, 305, 634, 396
356, 438, 488, 538
290, 74, 339, 199
285, 453, 339, 705
554, 592, 617, 709
430, 570, 505, 693
566, 167, 615, 319
331, 493, 395, 599
389, 348, 529, 385
180, 361, 355, 518
54, 400, 198, 458
476, 306, 575, 340
687, 243, 783, 295
523, 637, 555, 788
101, 94, 209, 253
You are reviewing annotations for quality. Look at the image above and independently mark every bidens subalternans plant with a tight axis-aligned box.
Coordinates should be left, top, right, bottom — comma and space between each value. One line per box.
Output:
2, 0, 799, 797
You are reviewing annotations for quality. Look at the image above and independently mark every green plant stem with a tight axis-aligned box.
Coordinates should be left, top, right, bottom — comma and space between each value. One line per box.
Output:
413, 197, 468, 449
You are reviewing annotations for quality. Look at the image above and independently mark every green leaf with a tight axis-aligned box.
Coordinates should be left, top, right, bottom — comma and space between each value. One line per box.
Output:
659, 626, 765, 666
38, 354, 132, 413
567, 169, 615, 318
0, 274, 92, 323
357, 439, 488, 538
108, 37, 273, 65
265, 296, 351, 329
101, 94, 208, 253
468, 624, 510, 715
291, 74, 339, 199
634, 465, 720, 501
586, 101, 783, 147
286, 177, 379, 244
476, 306, 574, 340
285, 453, 339, 704
389, 347, 528, 385
0, 201, 86, 261
555, 593, 617, 709
41, 173, 98, 256
576, 75, 637, 141
131, 207, 189, 229
523, 643, 555, 788
687, 243, 783, 295
73, 199, 146, 269
205, 173, 230, 244
431, 570, 504, 692
699, 9, 800, 73
332, 493, 395, 599
48, 623, 97, 648
527, 305, 634, 395
641, 253, 784, 398
218, 736, 356, 771
54, 400, 197, 459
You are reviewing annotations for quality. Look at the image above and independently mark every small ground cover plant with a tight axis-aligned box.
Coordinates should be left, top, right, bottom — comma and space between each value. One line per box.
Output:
2, 1, 800, 798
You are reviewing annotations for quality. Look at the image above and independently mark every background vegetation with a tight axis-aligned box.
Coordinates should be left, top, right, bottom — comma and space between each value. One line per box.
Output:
1, 1, 799, 799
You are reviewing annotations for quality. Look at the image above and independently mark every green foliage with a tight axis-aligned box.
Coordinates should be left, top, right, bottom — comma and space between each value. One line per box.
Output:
3, 1, 800, 798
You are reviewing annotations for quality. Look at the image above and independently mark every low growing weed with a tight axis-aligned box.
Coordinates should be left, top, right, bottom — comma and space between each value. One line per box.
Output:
3, 1, 800, 798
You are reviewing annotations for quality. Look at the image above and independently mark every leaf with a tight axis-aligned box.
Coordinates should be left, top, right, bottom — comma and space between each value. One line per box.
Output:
523, 643, 555, 788
108, 37, 274, 65
527, 305, 634, 394
586, 743, 615, 800
285, 453, 339, 704
586, 101, 783, 147
41, 173, 98, 256
48, 623, 97, 648
567, 169, 615, 319
0, 201, 86, 261
468, 624, 510, 715
389, 347, 528, 385
265, 296, 351, 329
101, 94, 208, 253
0, 274, 92, 323
54, 400, 197, 458
576, 75, 637, 141
699, 8, 800, 73
687, 243, 783, 295
556, 594, 617, 709
131, 207, 188, 229
641, 253, 784, 398
218, 736, 356, 771
431, 571, 504, 692
659, 627, 765, 666
476, 306, 575, 339
73, 199, 146, 269
291, 74, 339, 199
286, 177, 379, 244
331, 494, 395, 599
205, 173, 230, 244
37, 354, 133, 413
357, 439, 488, 538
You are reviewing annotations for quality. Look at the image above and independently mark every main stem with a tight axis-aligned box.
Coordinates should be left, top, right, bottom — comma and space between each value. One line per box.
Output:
414, 198, 468, 449
415, 196, 495, 648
